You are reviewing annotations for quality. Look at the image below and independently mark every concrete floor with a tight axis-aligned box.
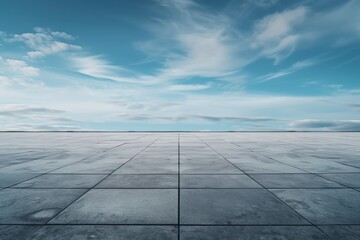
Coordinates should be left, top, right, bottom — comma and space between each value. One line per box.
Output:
0, 132, 359, 239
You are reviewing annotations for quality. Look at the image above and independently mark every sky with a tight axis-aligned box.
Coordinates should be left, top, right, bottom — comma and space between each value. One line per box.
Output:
0, 0, 359, 131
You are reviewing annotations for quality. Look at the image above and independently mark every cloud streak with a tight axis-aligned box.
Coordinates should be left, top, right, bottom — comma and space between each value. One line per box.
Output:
290, 120, 360, 131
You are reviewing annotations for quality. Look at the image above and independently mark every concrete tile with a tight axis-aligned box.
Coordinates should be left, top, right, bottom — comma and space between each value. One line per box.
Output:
0, 173, 39, 188
180, 226, 328, 240
52, 160, 127, 174
0, 158, 80, 174
115, 162, 178, 174
319, 225, 360, 240
13, 174, 106, 189
319, 173, 360, 188
180, 161, 241, 174
251, 174, 343, 188
0, 189, 86, 224
180, 189, 308, 225
227, 155, 305, 174
96, 174, 178, 188
265, 153, 360, 173
28, 225, 178, 240
180, 174, 261, 188
0, 225, 40, 240
271, 189, 360, 224
50, 189, 178, 224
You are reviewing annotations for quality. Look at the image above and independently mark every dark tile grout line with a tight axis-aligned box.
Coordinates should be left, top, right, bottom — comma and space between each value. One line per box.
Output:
0, 151, 64, 170
177, 133, 181, 240
0, 135, 81, 153
0, 143, 128, 191
44, 136, 160, 223
225, 139, 360, 235
268, 139, 360, 170
1, 135, 149, 191
339, 162, 360, 169
34, 172, 360, 175
3, 223, 360, 226
7, 187, 352, 190
1, 133, 357, 238
228, 141, 360, 192
223, 138, 358, 240
0, 135, 101, 169
0, 135, 146, 171
23, 135, 155, 240
194, 134, 334, 240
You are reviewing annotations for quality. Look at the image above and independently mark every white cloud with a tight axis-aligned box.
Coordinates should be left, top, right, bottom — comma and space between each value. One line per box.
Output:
1, 124, 82, 131
0, 57, 41, 86
0, 104, 63, 116
290, 119, 360, 131
259, 57, 319, 82
12, 27, 81, 58
307, 0, 360, 45
0, 1, 360, 131
50, 31, 75, 40
70, 55, 151, 84
27, 41, 81, 58
0, 75, 12, 86
253, 7, 308, 44
135, 0, 247, 82
252, 6, 308, 64
249, 0, 279, 8
5, 59, 40, 76
167, 84, 210, 91
0, 103, 71, 126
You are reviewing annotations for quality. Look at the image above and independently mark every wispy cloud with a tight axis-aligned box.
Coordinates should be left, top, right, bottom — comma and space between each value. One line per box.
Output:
258, 57, 319, 82
252, 6, 308, 64
0, 104, 76, 122
11, 27, 81, 58
0, 104, 63, 116
1, 124, 82, 131
0, 56, 42, 87
290, 119, 360, 131
135, 0, 248, 82
69, 55, 138, 83
115, 113, 278, 123
166, 84, 210, 91
0, 0, 359, 131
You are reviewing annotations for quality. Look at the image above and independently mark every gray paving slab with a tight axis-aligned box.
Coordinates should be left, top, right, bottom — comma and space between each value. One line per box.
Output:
180, 160, 241, 174
0, 173, 40, 188
319, 225, 360, 240
96, 174, 178, 188
180, 189, 308, 225
180, 226, 329, 240
319, 173, 360, 188
227, 156, 305, 174
271, 189, 360, 224
13, 174, 107, 189
0, 132, 359, 239
50, 189, 178, 224
180, 174, 261, 188
251, 174, 343, 189
0, 189, 86, 224
114, 162, 178, 174
0, 225, 40, 240
264, 153, 360, 173
28, 225, 178, 240
52, 159, 128, 174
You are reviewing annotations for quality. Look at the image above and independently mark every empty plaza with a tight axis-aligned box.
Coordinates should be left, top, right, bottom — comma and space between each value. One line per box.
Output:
0, 132, 359, 239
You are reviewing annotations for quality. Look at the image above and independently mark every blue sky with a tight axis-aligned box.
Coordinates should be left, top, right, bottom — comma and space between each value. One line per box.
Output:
0, 0, 359, 131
